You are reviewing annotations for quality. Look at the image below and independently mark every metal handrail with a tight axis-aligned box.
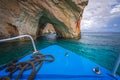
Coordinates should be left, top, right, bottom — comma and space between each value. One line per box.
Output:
0, 35, 38, 54
112, 53, 120, 76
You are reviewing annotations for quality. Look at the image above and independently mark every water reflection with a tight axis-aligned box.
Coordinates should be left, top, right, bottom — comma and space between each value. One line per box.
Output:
43, 33, 56, 42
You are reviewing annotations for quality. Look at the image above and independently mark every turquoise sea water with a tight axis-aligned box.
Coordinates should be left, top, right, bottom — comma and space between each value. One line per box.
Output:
0, 32, 120, 75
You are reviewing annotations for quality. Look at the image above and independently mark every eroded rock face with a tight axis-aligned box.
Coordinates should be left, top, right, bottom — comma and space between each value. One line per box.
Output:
0, 0, 88, 39
42, 23, 56, 34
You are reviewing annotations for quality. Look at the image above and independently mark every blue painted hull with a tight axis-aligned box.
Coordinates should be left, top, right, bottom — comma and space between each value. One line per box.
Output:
0, 45, 120, 80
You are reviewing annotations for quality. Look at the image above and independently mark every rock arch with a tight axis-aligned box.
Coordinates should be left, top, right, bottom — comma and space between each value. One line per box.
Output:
0, 0, 88, 39
36, 10, 72, 38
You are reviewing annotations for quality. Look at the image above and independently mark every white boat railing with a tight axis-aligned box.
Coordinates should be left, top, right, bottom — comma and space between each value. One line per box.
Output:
0, 35, 38, 54
112, 53, 120, 76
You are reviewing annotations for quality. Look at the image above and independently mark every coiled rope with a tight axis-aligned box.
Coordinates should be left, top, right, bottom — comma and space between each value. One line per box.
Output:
0, 52, 55, 80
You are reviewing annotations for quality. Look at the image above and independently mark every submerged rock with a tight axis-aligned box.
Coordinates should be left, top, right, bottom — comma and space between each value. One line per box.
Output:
0, 0, 88, 39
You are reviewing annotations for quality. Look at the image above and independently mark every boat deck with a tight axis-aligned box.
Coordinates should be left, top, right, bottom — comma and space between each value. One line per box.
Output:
0, 45, 120, 80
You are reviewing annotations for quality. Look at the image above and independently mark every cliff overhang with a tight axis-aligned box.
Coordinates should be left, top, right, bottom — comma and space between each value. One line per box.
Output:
0, 0, 88, 39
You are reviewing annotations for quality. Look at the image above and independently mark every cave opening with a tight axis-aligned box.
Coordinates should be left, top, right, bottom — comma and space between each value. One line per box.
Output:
37, 23, 56, 40
36, 15, 56, 40
36, 10, 71, 40
41, 23, 56, 40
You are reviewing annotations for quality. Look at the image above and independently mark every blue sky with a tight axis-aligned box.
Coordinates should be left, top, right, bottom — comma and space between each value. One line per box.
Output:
81, 0, 120, 32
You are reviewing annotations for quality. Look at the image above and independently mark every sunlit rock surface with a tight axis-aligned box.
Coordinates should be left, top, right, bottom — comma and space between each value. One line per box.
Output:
42, 23, 56, 34
0, 0, 88, 39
